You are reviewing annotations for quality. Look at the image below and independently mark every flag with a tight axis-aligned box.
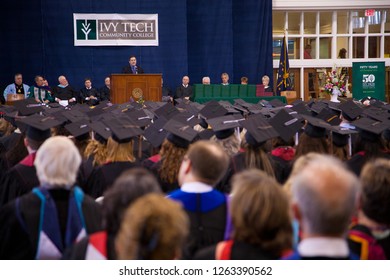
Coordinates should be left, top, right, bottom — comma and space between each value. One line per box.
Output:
276, 36, 291, 96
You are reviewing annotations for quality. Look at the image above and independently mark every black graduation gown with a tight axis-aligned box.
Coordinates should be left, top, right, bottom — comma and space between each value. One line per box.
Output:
99, 86, 110, 101
122, 65, 144, 74
0, 154, 39, 208
52, 85, 78, 101
0, 188, 102, 260
85, 161, 139, 198
194, 241, 278, 260
79, 87, 100, 105
168, 189, 227, 259
150, 160, 180, 193
175, 85, 193, 100
347, 151, 390, 176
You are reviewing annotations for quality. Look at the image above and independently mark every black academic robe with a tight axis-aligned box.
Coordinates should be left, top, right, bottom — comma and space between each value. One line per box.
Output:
0, 154, 39, 208
0, 188, 102, 260
79, 87, 100, 105
194, 240, 278, 260
347, 151, 390, 176
99, 86, 110, 101
175, 85, 193, 100
122, 65, 144, 74
52, 85, 78, 102
85, 161, 139, 198
168, 189, 227, 259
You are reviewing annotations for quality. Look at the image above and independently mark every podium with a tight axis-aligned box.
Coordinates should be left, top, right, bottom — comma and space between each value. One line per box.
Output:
111, 74, 162, 104
6, 94, 25, 105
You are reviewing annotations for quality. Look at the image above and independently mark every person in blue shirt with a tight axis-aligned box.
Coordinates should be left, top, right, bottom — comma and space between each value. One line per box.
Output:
3, 73, 30, 100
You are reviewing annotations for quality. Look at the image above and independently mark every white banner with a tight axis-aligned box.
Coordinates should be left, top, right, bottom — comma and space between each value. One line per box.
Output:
73, 13, 159, 46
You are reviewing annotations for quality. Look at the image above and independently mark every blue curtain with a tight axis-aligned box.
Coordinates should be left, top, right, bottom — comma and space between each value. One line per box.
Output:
0, 0, 272, 93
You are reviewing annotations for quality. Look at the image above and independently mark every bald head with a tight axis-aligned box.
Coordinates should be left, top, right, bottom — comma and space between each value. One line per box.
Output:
178, 140, 229, 186
291, 155, 359, 237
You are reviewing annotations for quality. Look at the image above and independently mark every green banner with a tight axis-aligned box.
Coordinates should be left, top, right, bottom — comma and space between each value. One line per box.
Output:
352, 62, 385, 101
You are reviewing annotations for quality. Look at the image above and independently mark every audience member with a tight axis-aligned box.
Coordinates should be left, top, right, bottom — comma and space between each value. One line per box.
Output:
195, 169, 292, 259
116, 193, 188, 260
0, 136, 102, 259
284, 155, 359, 259
64, 168, 162, 259
348, 159, 390, 259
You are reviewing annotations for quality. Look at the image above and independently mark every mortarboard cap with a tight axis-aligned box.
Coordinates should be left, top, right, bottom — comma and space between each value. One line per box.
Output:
198, 100, 228, 120
13, 99, 43, 116
174, 112, 201, 128
17, 115, 61, 141
329, 126, 358, 147
243, 117, 279, 146
64, 121, 90, 140
302, 115, 331, 138
218, 101, 240, 114
207, 115, 245, 140
125, 108, 152, 127
61, 108, 89, 123
163, 119, 198, 148
268, 98, 286, 108
291, 102, 311, 116
234, 99, 252, 108
353, 118, 390, 142
153, 102, 180, 120
103, 117, 143, 143
269, 109, 303, 143
339, 100, 363, 121
89, 121, 111, 142
316, 108, 341, 126
198, 129, 215, 140
143, 117, 168, 148
310, 102, 328, 115
362, 107, 390, 122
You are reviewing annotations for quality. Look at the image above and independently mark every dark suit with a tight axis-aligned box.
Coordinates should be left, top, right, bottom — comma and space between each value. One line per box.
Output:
121, 65, 144, 74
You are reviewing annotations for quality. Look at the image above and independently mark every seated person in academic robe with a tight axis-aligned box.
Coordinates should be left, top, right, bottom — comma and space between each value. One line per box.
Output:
27, 75, 54, 104
122, 55, 144, 74
174, 76, 193, 101
0, 115, 53, 208
116, 193, 188, 260
0, 136, 102, 260
261, 75, 273, 93
348, 159, 390, 260
85, 117, 140, 199
79, 78, 100, 106
3, 73, 30, 100
194, 169, 292, 260
99, 77, 111, 101
283, 155, 360, 260
52, 75, 78, 105
63, 168, 162, 259
167, 140, 230, 259
161, 78, 173, 102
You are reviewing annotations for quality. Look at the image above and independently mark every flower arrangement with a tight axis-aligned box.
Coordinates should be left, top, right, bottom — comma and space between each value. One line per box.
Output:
321, 67, 349, 97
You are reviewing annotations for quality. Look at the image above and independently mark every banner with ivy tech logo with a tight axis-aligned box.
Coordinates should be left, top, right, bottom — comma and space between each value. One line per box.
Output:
352, 61, 385, 101
73, 14, 158, 46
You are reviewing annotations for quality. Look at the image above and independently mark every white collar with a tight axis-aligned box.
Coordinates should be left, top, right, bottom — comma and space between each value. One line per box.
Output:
298, 237, 349, 258
182, 84, 188, 88
181, 182, 213, 193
